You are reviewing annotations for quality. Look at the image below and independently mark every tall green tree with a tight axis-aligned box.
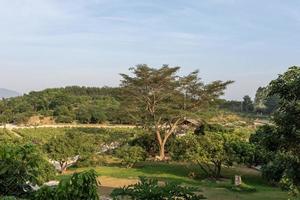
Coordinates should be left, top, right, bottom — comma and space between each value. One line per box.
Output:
251, 66, 300, 196
120, 65, 233, 160
242, 95, 254, 113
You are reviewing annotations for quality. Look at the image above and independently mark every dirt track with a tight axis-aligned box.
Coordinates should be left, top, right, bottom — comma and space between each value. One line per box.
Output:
0, 124, 136, 130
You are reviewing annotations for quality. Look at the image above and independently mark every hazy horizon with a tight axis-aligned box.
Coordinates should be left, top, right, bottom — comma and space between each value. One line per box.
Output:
0, 0, 299, 100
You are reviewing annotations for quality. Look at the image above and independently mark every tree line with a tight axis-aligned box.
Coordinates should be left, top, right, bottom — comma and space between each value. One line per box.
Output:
219, 87, 279, 115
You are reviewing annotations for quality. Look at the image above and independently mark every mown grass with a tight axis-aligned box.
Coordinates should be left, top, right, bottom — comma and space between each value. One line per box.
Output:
66, 162, 289, 200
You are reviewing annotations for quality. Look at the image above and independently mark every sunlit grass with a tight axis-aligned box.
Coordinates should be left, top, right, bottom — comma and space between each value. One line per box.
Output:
65, 162, 289, 200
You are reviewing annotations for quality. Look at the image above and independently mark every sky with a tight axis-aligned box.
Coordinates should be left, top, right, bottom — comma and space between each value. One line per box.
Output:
0, 0, 300, 100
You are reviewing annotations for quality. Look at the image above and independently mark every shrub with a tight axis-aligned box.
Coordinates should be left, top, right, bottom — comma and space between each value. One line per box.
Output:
35, 170, 100, 200
129, 133, 158, 156
279, 174, 300, 197
34, 186, 56, 200
111, 177, 206, 200
0, 143, 55, 197
115, 146, 146, 168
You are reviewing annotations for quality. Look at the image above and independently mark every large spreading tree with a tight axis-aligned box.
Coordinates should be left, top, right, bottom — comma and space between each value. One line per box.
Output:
120, 65, 233, 160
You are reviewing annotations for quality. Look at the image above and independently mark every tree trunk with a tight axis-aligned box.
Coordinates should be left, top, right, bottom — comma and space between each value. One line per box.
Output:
155, 119, 180, 161
158, 142, 165, 160
215, 162, 222, 179
59, 162, 67, 174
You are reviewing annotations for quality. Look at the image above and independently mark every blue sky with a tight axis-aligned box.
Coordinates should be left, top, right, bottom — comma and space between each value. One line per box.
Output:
0, 0, 299, 100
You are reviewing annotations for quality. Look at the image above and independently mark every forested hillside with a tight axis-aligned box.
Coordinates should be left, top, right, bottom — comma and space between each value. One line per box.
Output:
0, 86, 131, 125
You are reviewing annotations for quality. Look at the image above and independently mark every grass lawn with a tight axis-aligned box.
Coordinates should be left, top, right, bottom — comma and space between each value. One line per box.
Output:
66, 162, 289, 200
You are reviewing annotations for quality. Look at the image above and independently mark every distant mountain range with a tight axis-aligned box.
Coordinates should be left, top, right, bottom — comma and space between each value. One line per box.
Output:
0, 88, 20, 99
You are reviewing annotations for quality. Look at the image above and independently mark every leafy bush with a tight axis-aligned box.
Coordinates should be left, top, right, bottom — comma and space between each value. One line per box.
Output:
279, 174, 300, 197
35, 170, 100, 200
261, 152, 300, 185
111, 177, 206, 200
129, 133, 158, 156
115, 146, 147, 168
34, 186, 56, 200
0, 143, 55, 197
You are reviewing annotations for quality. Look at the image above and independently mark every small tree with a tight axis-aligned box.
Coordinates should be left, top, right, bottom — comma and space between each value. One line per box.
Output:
44, 132, 96, 173
120, 65, 232, 160
171, 132, 252, 179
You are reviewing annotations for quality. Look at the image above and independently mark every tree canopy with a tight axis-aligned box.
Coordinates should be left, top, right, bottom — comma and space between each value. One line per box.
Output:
120, 64, 233, 159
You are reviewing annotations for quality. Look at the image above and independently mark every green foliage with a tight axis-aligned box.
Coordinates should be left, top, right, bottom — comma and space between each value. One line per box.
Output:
261, 152, 300, 186
254, 86, 280, 115
242, 95, 254, 113
250, 125, 279, 152
0, 143, 55, 197
44, 132, 97, 172
111, 177, 206, 200
56, 170, 100, 200
121, 64, 233, 160
251, 66, 300, 197
219, 100, 243, 113
129, 132, 159, 155
34, 170, 100, 200
129, 132, 176, 156
171, 133, 231, 179
171, 131, 255, 179
279, 174, 300, 197
34, 186, 56, 200
225, 138, 256, 166
0, 86, 121, 124
115, 146, 147, 168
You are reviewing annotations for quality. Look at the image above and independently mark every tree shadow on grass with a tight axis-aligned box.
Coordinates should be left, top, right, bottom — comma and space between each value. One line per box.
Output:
132, 162, 271, 189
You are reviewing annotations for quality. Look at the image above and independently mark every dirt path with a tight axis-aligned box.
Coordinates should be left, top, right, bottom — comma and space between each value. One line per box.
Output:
98, 176, 139, 196
0, 124, 135, 130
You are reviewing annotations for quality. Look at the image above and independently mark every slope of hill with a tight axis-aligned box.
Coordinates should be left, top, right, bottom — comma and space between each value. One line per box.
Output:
0, 88, 20, 98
